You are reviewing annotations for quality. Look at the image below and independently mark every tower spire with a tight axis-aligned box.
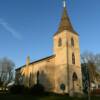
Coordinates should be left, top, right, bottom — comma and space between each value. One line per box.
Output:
54, 0, 78, 35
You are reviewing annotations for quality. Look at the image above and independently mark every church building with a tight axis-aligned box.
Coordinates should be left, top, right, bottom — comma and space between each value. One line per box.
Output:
15, 0, 83, 96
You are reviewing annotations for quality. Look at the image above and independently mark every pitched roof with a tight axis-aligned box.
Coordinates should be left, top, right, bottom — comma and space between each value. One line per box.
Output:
54, 6, 78, 36
16, 55, 55, 71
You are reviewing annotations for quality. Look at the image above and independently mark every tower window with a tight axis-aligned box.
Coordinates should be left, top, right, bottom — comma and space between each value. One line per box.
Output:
72, 53, 75, 64
58, 38, 62, 47
71, 38, 74, 47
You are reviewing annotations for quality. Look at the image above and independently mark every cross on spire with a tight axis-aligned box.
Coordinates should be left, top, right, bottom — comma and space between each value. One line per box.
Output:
63, 0, 66, 8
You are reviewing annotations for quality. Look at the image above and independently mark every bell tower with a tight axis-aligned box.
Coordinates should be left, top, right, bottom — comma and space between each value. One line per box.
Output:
53, 0, 82, 95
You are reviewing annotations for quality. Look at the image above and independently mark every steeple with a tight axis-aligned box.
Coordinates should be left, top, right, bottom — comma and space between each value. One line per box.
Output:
55, 0, 78, 35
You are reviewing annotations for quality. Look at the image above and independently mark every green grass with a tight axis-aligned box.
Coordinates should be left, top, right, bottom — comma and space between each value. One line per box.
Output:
0, 93, 100, 100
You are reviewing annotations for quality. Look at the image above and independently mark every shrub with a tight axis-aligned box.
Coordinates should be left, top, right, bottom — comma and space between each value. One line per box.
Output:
9, 84, 45, 95
30, 84, 45, 95
9, 85, 29, 94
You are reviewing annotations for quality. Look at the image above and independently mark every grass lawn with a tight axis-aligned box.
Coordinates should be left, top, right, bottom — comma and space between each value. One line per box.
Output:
0, 93, 100, 100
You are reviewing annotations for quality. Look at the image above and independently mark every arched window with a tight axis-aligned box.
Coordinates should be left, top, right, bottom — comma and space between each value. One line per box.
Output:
72, 72, 78, 81
37, 71, 39, 84
29, 73, 32, 87
71, 38, 74, 47
72, 53, 75, 64
58, 38, 62, 47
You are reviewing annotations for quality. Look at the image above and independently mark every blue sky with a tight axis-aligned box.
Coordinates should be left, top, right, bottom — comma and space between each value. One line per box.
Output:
0, 0, 100, 68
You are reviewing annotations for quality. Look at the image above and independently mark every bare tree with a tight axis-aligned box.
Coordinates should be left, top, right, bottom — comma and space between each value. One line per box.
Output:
0, 57, 15, 86
81, 51, 96, 100
81, 51, 100, 70
81, 51, 100, 99
81, 51, 100, 79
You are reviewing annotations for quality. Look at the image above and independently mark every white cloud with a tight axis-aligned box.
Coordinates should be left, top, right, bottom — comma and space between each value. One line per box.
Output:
0, 18, 22, 40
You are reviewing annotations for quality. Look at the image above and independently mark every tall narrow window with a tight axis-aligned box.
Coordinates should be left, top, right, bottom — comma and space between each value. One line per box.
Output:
37, 71, 39, 84
71, 38, 74, 47
58, 38, 62, 47
29, 73, 32, 87
72, 53, 75, 64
